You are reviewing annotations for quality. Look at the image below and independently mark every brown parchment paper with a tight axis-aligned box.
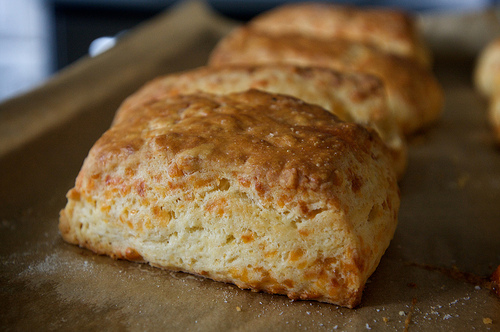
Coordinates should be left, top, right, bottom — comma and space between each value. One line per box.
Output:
1, 1, 499, 331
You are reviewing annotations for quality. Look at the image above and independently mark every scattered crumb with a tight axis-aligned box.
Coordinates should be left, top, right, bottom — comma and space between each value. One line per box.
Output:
483, 318, 493, 325
403, 298, 417, 332
236, 306, 241, 312
399, 311, 406, 316
382, 317, 389, 323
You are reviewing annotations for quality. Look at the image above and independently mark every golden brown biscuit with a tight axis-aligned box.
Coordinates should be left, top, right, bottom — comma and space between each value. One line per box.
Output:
60, 90, 400, 308
474, 38, 500, 143
249, 2, 431, 67
117, 65, 406, 177
475, 38, 500, 97
208, 27, 444, 135
488, 94, 500, 142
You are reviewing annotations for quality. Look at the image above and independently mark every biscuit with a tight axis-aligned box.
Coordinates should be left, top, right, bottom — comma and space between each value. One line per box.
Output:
117, 65, 406, 177
474, 38, 500, 97
487, 94, 500, 142
249, 2, 431, 67
474, 38, 500, 143
209, 27, 444, 135
60, 90, 400, 308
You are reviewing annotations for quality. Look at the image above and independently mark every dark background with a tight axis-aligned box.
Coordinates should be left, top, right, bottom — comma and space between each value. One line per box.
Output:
0, 0, 497, 102
48, 0, 498, 70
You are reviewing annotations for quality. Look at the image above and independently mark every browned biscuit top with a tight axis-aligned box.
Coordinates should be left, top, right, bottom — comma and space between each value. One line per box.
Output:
113, 64, 406, 177
118, 64, 387, 124
209, 27, 424, 86
82, 90, 392, 211
248, 2, 431, 67
208, 27, 443, 135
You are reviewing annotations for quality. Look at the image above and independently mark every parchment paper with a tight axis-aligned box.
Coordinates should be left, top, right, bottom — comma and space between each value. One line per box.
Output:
1, 1, 499, 331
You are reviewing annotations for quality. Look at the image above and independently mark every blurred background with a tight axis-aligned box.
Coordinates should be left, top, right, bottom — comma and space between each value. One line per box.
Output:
0, 0, 497, 102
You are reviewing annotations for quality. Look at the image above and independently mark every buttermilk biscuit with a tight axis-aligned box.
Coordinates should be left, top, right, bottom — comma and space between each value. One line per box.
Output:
487, 95, 500, 142
474, 38, 500, 142
475, 38, 500, 97
117, 65, 406, 177
60, 90, 400, 308
208, 27, 444, 135
248, 2, 431, 68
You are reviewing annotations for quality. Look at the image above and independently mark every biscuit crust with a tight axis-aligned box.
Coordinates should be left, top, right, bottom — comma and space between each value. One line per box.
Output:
487, 94, 500, 142
475, 39, 500, 98
249, 2, 431, 67
117, 65, 406, 177
474, 38, 500, 143
60, 90, 400, 308
209, 27, 443, 135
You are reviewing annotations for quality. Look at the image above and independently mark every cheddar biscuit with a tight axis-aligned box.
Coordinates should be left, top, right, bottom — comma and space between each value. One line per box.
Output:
60, 90, 400, 308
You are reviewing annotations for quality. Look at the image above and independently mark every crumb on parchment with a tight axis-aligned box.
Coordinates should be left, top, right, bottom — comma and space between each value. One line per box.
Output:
483, 318, 493, 325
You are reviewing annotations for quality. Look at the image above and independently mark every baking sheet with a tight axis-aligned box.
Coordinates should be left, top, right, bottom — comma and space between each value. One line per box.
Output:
1, 1, 499, 330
